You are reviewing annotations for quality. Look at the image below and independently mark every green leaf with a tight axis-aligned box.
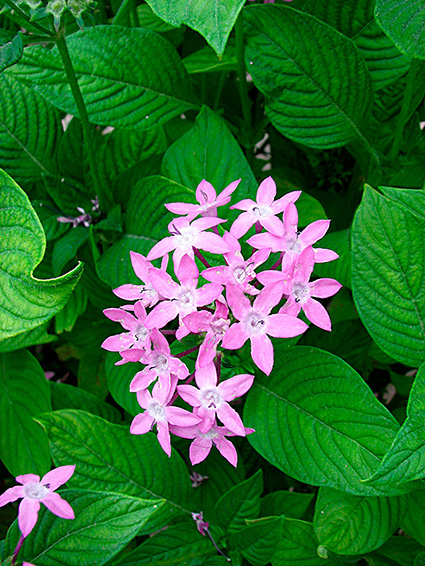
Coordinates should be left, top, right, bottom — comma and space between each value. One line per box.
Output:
0, 30, 23, 72
260, 491, 314, 520
38, 410, 192, 532
272, 519, 342, 566
401, 489, 425, 546
55, 283, 87, 334
0, 350, 51, 476
50, 381, 121, 423
161, 106, 257, 213
362, 363, 425, 486
0, 322, 55, 353
52, 227, 89, 276
145, 0, 244, 57
244, 347, 402, 496
230, 516, 284, 566
352, 185, 425, 367
367, 535, 425, 566
244, 5, 374, 149
0, 169, 83, 340
112, 522, 215, 565
5, 490, 163, 566
106, 351, 142, 416
312, 229, 351, 289
7, 26, 198, 130
183, 45, 237, 74
0, 74, 62, 182
305, 0, 410, 90
375, 0, 425, 60
215, 469, 263, 533
313, 487, 403, 555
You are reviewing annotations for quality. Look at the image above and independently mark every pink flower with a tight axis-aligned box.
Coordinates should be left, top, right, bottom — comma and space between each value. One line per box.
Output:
177, 363, 254, 435
248, 202, 338, 263
145, 255, 222, 340
230, 177, 300, 238
101, 301, 151, 360
279, 247, 342, 331
222, 285, 308, 375
112, 252, 163, 308
147, 216, 229, 272
165, 179, 240, 219
130, 378, 202, 457
202, 231, 270, 295
0, 466, 75, 537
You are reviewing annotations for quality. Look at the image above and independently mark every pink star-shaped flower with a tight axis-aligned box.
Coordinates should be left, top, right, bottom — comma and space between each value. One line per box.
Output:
222, 284, 308, 375
112, 252, 164, 308
230, 176, 301, 238
0, 465, 75, 537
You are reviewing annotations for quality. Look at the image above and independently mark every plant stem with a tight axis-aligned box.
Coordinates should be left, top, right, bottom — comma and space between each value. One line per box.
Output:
55, 30, 108, 211
175, 345, 200, 359
213, 71, 227, 111
11, 534, 25, 565
3, 0, 53, 34
194, 248, 211, 268
390, 59, 420, 161
235, 11, 251, 130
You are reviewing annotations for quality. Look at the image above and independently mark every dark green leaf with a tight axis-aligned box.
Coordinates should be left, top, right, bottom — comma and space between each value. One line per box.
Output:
244, 5, 374, 149
106, 351, 141, 416
0, 350, 51, 476
183, 46, 237, 74
401, 489, 425, 546
312, 229, 351, 289
230, 516, 284, 566
52, 227, 89, 276
5, 490, 163, 566
55, 283, 88, 334
0, 323, 55, 353
367, 536, 425, 566
244, 347, 402, 496
352, 185, 425, 367
260, 491, 314, 521
0, 30, 23, 72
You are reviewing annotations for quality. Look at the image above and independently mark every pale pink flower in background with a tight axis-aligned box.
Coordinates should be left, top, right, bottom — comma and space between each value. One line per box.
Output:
279, 246, 342, 331
147, 216, 228, 272
131, 377, 202, 457
202, 231, 270, 295
248, 202, 338, 263
145, 255, 222, 340
222, 284, 308, 375
183, 298, 229, 368
165, 179, 240, 219
112, 252, 164, 308
102, 301, 152, 360
0, 466, 75, 537
230, 176, 300, 238
177, 363, 254, 434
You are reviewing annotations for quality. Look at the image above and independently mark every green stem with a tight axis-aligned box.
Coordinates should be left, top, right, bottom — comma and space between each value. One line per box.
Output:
3, 0, 53, 34
390, 59, 420, 161
55, 31, 108, 210
235, 11, 252, 130
213, 71, 227, 111
113, 0, 132, 25
131, 0, 140, 27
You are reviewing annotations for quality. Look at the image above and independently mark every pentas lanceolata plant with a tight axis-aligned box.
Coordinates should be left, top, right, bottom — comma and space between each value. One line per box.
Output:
102, 177, 342, 466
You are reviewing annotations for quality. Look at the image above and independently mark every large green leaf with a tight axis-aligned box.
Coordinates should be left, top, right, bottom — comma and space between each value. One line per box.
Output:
215, 469, 263, 533
105, 351, 142, 416
113, 522, 215, 565
313, 487, 403, 555
7, 26, 198, 130
5, 490, 163, 566
0, 322, 55, 353
145, 0, 244, 57
352, 185, 425, 367
230, 516, 284, 566
0, 74, 62, 181
305, 0, 410, 91
0, 169, 83, 340
260, 491, 314, 520
244, 5, 374, 149
38, 410, 192, 531
0, 30, 23, 72
375, 0, 425, 60
162, 106, 257, 211
244, 347, 403, 496
367, 536, 425, 566
0, 350, 51, 476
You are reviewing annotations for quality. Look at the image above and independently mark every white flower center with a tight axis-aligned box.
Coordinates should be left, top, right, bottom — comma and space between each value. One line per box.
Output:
286, 237, 301, 253
245, 311, 266, 334
175, 225, 196, 246
153, 353, 168, 372
200, 428, 219, 440
292, 282, 309, 304
178, 289, 194, 307
200, 389, 222, 410
252, 205, 272, 219
147, 401, 167, 421
24, 482, 50, 500
134, 324, 148, 343
211, 318, 229, 336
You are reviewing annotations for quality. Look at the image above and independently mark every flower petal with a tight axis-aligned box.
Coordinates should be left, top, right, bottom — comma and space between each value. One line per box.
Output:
314, 248, 339, 263
257, 176, 276, 206
41, 465, 75, 492
42, 492, 74, 519
300, 219, 330, 246
18, 498, 40, 537
0, 486, 24, 507
177, 385, 201, 407
190, 437, 213, 465
266, 313, 308, 338
309, 278, 342, 298
221, 323, 249, 350
218, 373, 255, 402
166, 406, 202, 427
217, 402, 245, 436
157, 421, 171, 457
130, 412, 154, 435
214, 436, 238, 467
15, 474, 40, 485
230, 212, 255, 239
303, 298, 332, 331
226, 284, 250, 321
251, 334, 274, 375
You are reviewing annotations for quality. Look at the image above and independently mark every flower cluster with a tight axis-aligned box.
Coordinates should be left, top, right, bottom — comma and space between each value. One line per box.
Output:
102, 177, 341, 467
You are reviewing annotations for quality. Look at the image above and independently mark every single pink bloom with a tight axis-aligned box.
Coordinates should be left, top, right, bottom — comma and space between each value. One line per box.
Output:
256, 251, 294, 295
112, 252, 164, 308
202, 231, 270, 295
177, 363, 254, 435
165, 179, 240, 219
222, 284, 308, 375
170, 420, 254, 467
147, 216, 228, 272
129, 329, 189, 394
0, 465, 75, 537
145, 255, 222, 340
130, 378, 202, 457
248, 202, 338, 263
183, 298, 229, 368
101, 301, 152, 360
279, 247, 342, 331
230, 176, 300, 238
